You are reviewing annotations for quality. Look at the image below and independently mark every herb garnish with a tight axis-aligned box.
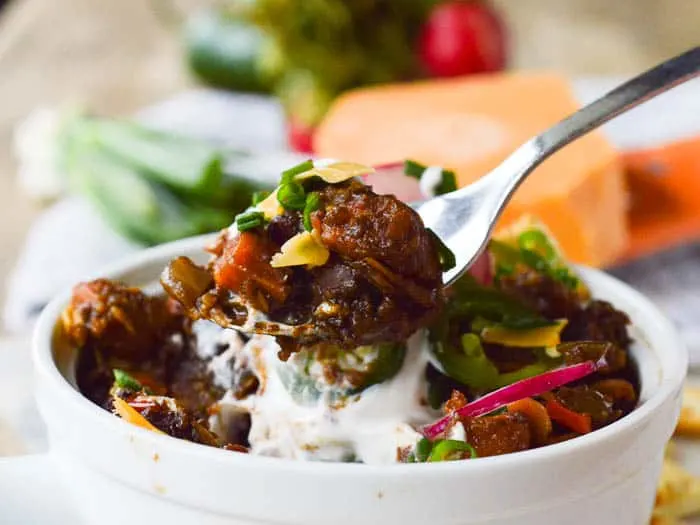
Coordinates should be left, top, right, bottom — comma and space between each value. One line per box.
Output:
236, 210, 266, 232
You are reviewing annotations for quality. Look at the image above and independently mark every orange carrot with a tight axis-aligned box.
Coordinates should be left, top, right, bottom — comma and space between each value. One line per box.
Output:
213, 232, 289, 303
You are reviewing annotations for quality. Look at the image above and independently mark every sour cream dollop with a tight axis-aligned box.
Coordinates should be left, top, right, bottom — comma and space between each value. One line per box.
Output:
207, 328, 436, 464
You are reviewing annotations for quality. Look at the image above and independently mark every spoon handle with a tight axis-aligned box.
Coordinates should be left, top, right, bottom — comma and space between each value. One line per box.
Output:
493, 46, 700, 201
539, 46, 700, 154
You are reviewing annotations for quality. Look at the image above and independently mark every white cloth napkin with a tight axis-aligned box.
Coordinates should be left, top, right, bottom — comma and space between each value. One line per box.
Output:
5, 79, 700, 363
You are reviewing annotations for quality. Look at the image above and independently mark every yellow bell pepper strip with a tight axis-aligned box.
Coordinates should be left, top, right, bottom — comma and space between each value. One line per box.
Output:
480, 319, 568, 348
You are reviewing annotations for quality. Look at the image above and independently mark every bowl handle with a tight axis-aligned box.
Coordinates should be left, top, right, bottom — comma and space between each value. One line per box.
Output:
0, 454, 83, 523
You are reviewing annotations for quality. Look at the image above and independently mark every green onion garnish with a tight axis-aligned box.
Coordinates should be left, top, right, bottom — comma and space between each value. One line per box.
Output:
281, 159, 314, 182
404, 159, 426, 178
517, 230, 556, 260
427, 440, 477, 462
251, 191, 270, 206
303, 192, 321, 231
277, 181, 307, 210
435, 170, 457, 195
428, 229, 456, 271
236, 210, 266, 232
113, 369, 143, 391
404, 159, 457, 196
415, 437, 433, 462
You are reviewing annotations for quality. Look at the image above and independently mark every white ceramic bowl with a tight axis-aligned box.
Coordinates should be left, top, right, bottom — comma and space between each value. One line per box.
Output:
5, 235, 689, 524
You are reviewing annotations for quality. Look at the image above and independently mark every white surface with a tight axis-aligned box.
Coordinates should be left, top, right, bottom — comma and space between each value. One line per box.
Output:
0, 236, 687, 525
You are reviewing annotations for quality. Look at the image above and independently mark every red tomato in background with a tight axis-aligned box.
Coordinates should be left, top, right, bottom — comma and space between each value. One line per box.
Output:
418, 1, 507, 77
286, 118, 315, 154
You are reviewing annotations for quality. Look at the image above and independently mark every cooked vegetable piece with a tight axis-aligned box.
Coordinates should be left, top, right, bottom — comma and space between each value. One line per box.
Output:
490, 222, 583, 293
480, 319, 568, 348
427, 439, 477, 462
506, 397, 552, 444
545, 398, 592, 434
302, 192, 321, 231
212, 231, 291, 308
236, 210, 267, 232
423, 361, 599, 439
269, 231, 330, 268
279, 342, 407, 405
113, 369, 143, 392
112, 397, 164, 434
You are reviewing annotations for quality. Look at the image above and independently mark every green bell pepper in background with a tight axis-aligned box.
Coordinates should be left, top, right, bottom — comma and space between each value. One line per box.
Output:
184, 6, 278, 93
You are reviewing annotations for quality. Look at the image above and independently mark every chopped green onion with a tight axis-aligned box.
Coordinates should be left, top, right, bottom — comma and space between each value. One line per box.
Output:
415, 437, 433, 462
236, 210, 266, 232
281, 159, 314, 182
428, 229, 456, 271
277, 181, 306, 210
404, 159, 457, 195
518, 230, 556, 260
113, 369, 142, 391
251, 190, 270, 206
551, 267, 580, 289
302, 192, 321, 231
427, 440, 477, 462
403, 159, 426, 178
435, 170, 457, 195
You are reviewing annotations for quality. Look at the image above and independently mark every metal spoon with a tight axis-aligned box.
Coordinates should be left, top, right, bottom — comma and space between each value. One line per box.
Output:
414, 46, 700, 286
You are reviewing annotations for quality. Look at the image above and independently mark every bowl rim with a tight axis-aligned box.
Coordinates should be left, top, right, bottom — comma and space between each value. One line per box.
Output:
32, 234, 688, 477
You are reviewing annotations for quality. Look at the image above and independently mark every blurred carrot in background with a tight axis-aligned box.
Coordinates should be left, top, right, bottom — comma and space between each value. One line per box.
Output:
621, 136, 700, 264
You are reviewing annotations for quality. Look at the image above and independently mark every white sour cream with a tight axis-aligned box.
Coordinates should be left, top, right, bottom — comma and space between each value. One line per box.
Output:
419, 165, 446, 198
208, 329, 436, 465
